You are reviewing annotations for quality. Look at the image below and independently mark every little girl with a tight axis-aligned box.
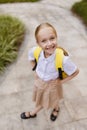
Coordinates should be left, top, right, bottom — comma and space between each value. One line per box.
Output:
21, 23, 79, 121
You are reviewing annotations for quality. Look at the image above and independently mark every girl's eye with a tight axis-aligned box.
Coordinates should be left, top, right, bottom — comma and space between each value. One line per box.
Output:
41, 39, 46, 43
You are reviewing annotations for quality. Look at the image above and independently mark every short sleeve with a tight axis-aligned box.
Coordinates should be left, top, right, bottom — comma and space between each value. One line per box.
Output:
28, 46, 37, 61
63, 56, 77, 76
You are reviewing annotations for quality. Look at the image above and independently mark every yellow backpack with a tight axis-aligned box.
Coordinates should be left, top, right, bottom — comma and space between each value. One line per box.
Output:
32, 46, 68, 80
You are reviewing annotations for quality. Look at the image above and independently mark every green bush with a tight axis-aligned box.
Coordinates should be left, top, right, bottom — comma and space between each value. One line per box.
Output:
83, 0, 87, 2
0, 15, 25, 73
71, 0, 87, 26
0, 0, 39, 3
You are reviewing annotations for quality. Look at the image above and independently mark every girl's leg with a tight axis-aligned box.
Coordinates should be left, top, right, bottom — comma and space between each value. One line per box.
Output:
54, 105, 59, 111
21, 105, 43, 119
25, 105, 43, 116
52, 105, 60, 115
50, 105, 60, 121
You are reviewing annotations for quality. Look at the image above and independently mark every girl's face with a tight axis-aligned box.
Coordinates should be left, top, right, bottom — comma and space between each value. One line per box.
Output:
36, 27, 57, 57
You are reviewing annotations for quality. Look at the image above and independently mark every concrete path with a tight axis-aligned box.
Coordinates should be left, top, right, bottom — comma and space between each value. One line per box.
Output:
0, 0, 87, 129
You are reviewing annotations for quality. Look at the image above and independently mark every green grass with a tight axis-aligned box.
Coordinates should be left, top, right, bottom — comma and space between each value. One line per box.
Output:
0, 0, 39, 3
0, 15, 25, 73
71, 0, 87, 26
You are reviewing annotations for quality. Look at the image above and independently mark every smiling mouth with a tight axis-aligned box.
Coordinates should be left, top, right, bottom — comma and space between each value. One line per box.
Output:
46, 45, 55, 50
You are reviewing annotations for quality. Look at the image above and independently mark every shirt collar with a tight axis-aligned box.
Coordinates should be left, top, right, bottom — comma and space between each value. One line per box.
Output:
41, 50, 56, 62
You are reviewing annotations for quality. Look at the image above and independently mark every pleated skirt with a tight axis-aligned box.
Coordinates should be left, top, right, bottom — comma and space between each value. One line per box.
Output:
33, 76, 63, 109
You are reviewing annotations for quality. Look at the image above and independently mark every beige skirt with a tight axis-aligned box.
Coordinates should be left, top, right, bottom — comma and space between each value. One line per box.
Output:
33, 76, 63, 109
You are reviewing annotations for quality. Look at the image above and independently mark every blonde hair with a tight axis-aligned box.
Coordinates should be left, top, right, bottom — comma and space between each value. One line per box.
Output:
35, 23, 57, 41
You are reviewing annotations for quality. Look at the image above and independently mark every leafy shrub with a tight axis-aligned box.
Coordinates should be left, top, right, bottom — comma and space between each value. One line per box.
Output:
71, 0, 87, 26
0, 15, 25, 73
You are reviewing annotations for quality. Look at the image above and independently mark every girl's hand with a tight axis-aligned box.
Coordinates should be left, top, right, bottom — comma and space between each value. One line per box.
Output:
30, 61, 36, 67
60, 68, 79, 84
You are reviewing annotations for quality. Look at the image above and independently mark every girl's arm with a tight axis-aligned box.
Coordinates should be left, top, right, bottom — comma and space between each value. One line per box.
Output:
61, 68, 79, 84
29, 60, 36, 70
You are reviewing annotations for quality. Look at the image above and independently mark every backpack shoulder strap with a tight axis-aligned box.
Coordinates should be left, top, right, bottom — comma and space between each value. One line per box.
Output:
33, 46, 42, 62
58, 46, 68, 56
55, 48, 64, 70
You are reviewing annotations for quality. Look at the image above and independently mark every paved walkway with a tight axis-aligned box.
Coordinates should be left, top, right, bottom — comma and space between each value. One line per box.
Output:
0, 0, 87, 130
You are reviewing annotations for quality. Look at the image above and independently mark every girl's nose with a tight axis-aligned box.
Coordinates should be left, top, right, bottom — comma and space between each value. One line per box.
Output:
47, 40, 51, 45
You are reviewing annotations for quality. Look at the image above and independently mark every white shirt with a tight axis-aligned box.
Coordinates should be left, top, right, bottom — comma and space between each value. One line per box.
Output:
28, 47, 77, 81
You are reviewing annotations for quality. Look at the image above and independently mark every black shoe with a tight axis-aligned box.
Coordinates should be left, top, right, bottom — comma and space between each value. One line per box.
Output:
20, 112, 37, 119
50, 108, 60, 121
